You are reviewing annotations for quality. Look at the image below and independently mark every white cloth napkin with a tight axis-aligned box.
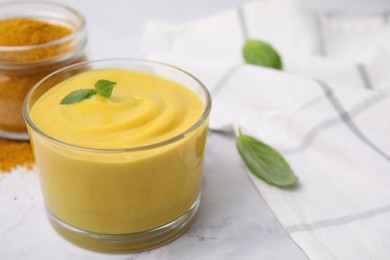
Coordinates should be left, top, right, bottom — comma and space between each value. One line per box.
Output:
143, 0, 390, 259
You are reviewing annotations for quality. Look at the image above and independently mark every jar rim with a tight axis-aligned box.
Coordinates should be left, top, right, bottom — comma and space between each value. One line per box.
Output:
23, 58, 212, 153
0, 0, 86, 52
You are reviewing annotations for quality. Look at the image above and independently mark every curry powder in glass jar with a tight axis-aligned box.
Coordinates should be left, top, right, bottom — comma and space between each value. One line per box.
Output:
0, 1, 87, 140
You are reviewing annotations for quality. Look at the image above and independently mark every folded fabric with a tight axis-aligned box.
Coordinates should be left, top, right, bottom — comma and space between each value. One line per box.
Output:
143, 0, 390, 259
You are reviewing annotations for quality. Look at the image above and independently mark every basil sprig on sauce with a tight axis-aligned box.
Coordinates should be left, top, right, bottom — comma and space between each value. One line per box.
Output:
60, 79, 117, 105
242, 39, 283, 70
236, 131, 298, 187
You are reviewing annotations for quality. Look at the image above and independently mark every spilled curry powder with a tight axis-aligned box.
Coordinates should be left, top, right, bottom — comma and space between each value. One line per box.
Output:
0, 138, 34, 172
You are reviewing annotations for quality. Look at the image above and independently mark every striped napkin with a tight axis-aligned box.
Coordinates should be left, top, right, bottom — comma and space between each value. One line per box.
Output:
143, 0, 390, 259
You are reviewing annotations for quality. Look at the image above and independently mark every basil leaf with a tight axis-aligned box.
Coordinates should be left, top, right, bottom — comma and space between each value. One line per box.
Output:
242, 39, 283, 70
60, 79, 117, 105
60, 89, 96, 105
236, 132, 298, 187
95, 79, 117, 98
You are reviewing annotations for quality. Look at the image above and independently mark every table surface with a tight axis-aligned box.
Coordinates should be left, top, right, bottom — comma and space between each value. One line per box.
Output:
2, 0, 390, 259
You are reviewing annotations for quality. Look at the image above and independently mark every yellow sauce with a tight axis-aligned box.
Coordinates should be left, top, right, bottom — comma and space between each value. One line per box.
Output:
29, 69, 208, 234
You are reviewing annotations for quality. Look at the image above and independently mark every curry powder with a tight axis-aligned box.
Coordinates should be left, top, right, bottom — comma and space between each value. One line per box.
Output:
0, 18, 71, 46
0, 18, 74, 172
0, 138, 34, 172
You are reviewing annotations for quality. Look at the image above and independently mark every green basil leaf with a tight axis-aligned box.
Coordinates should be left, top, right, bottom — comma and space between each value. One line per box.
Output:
95, 79, 117, 98
242, 39, 283, 70
236, 132, 298, 187
60, 79, 117, 105
60, 89, 96, 105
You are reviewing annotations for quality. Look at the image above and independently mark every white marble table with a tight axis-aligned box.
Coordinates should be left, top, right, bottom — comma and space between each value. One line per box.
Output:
2, 0, 390, 259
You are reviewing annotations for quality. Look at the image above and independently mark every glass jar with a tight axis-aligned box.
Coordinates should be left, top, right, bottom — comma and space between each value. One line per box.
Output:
0, 1, 87, 140
23, 59, 211, 253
